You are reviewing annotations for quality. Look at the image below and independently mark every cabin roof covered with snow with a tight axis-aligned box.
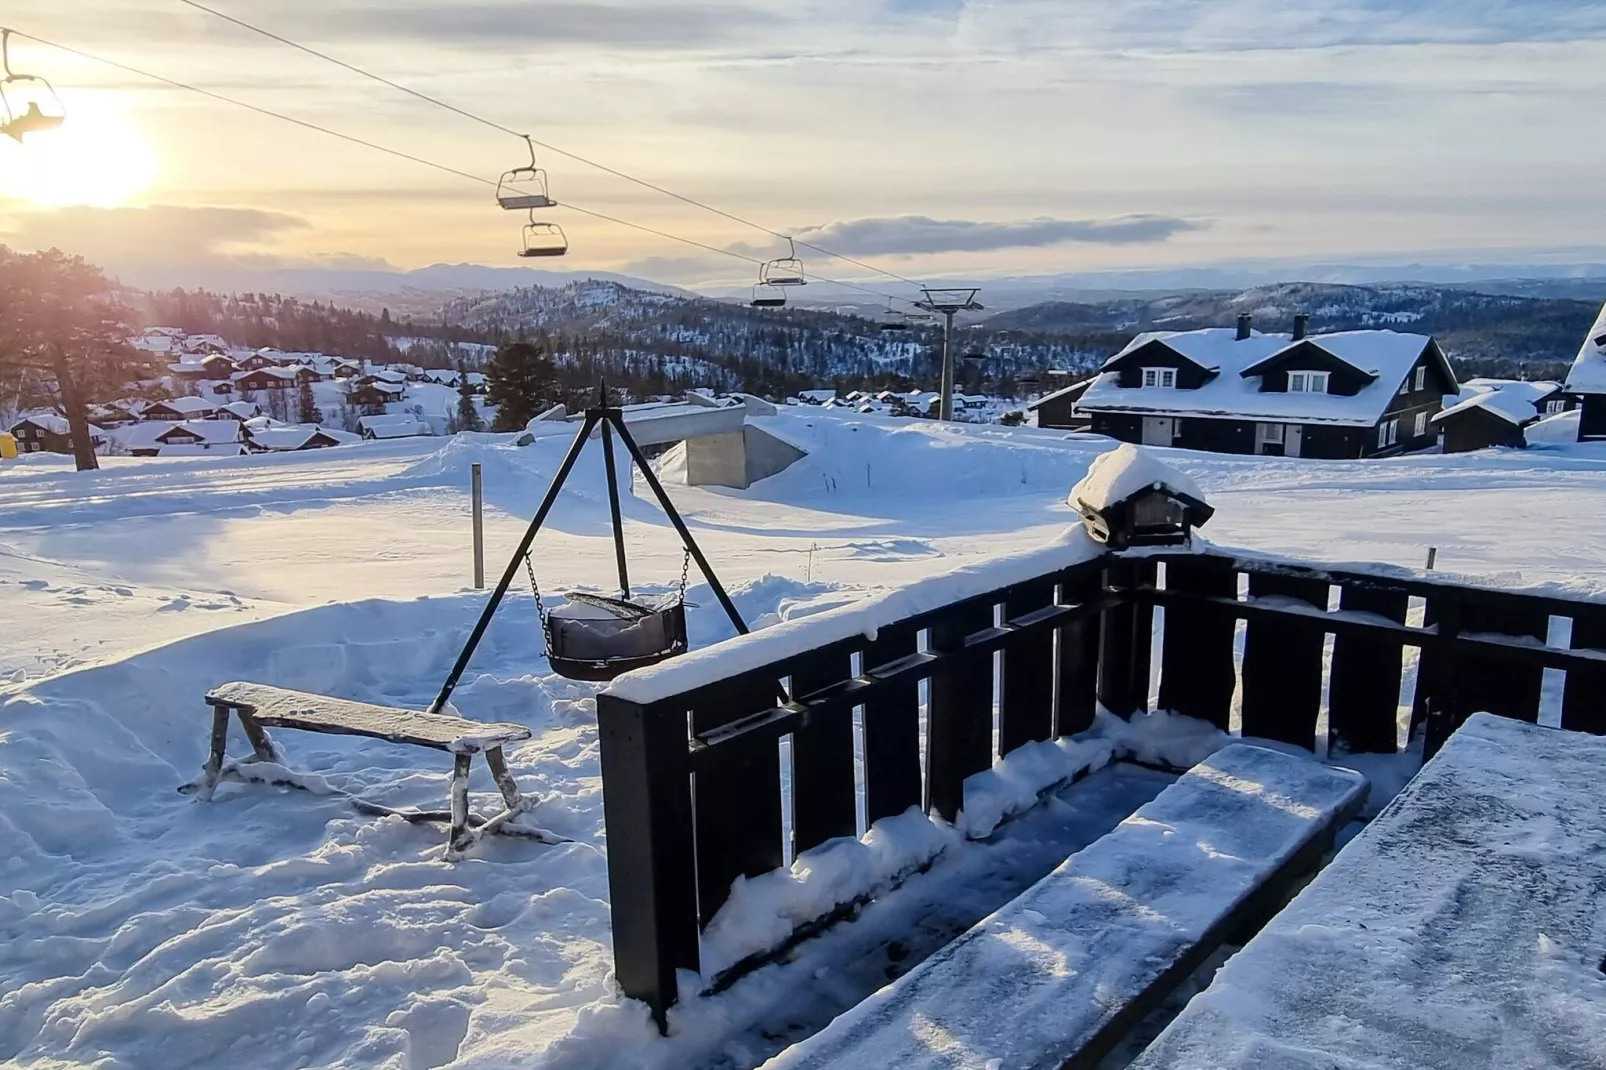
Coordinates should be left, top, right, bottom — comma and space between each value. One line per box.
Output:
1562, 299, 1606, 394
124, 420, 244, 447
1080, 328, 1446, 427
1027, 376, 1097, 410
1432, 388, 1542, 427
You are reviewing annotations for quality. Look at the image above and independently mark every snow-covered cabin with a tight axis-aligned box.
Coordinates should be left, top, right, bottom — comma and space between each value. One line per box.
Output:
124, 420, 246, 456
357, 415, 431, 440
244, 424, 353, 452
1433, 379, 1568, 453
233, 367, 300, 392
1075, 317, 1456, 458
235, 351, 283, 373
1028, 376, 1097, 430
798, 389, 836, 405
1562, 299, 1606, 440
180, 334, 231, 356
140, 396, 219, 421
346, 378, 408, 410
169, 354, 238, 381
211, 400, 263, 422
7, 414, 107, 454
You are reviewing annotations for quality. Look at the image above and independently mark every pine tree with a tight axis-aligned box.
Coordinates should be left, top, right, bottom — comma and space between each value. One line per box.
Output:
297, 376, 323, 425
454, 359, 482, 433
487, 340, 556, 431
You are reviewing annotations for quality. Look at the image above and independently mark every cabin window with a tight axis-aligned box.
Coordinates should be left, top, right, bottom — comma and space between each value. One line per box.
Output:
1414, 411, 1428, 437
1260, 422, 1285, 444
1141, 368, 1177, 389
1414, 366, 1427, 392
1546, 398, 1566, 415
1288, 371, 1330, 394
1378, 419, 1399, 448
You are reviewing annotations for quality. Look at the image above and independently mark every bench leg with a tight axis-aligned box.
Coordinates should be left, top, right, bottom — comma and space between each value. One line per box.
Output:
446, 751, 474, 860
196, 706, 231, 802
485, 747, 528, 812
236, 711, 280, 763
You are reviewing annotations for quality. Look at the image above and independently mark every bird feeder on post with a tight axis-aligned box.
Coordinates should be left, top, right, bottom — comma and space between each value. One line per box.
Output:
1070, 443, 1214, 551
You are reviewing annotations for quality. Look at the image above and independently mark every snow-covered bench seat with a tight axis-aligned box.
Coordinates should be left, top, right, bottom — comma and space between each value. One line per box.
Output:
185, 682, 550, 858
762, 745, 1368, 1070
1128, 714, 1606, 1070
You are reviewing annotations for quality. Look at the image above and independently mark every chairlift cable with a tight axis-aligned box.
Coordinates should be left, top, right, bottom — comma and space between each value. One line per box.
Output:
2, 27, 914, 305
169, 0, 929, 293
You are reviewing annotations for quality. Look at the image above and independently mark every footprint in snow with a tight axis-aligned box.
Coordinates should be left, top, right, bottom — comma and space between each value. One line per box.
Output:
20, 579, 51, 591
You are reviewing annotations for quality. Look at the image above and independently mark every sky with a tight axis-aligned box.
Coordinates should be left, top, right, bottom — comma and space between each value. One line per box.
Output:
0, 0, 1604, 293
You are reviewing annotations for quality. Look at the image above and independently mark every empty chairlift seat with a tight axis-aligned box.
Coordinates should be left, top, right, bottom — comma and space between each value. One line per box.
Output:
762, 744, 1367, 1070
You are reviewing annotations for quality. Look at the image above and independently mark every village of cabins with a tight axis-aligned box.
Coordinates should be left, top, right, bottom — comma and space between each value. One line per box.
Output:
8, 302, 1606, 460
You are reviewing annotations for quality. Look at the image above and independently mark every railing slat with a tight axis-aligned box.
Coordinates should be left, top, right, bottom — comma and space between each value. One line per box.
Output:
596, 694, 699, 1032
1562, 607, 1606, 734
790, 648, 857, 854
1098, 560, 1156, 719
1241, 573, 1329, 749
692, 677, 785, 924
1056, 568, 1102, 735
1452, 598, 1548, 728
1327, 585, 1409, 754
927, 601, 997, 822
1000, 580, 1056, 755
862, 622, 923, 825
1157, 557, 1238, 730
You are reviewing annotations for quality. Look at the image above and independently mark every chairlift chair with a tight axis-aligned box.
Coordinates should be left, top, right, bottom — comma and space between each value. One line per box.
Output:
751, 282, 787, 308
496, 135, 555, 210
761, 237, 807, 287
519, 219, 568, 258
879, 301, 910, 332
0, 31, 65, 142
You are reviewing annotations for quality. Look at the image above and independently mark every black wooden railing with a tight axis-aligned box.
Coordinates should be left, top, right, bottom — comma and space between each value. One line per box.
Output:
597, 546, 1606, 1029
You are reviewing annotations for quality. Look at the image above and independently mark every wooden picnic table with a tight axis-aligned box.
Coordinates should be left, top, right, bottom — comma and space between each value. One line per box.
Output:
1131, 712, 1606, 1070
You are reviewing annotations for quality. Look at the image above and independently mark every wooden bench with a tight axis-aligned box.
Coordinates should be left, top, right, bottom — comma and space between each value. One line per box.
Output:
761, 744, 1368, 1070
183, 681, 550, 859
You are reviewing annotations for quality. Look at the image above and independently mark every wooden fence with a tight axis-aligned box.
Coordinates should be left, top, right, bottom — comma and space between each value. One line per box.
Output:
596, 547, 1606, 1029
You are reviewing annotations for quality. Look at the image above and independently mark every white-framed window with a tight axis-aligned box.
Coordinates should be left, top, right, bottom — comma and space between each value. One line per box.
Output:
1288, 371, 1330, 394
1399, 379, 1410, 396
1378, 419, 1398, 448
1414, 411, 1428, 437
1141, 367, 1177, 389
1259, 422, 1286, 444
1546, 398, 1566, 415
1414, 366, 1427, 392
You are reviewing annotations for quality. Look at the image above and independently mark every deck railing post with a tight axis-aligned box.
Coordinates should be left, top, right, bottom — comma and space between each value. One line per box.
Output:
1097, 559, 1155, 718
1156, 555, 1237, 729
596, 693, 699, 1034
1562, 606, 1606, 734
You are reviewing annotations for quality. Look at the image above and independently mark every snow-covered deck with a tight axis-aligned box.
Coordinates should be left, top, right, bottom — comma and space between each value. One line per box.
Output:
1131, 713, 1606, 1070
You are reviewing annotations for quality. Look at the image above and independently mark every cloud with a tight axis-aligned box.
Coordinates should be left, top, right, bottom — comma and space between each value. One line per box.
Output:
745, 214, 1205, 257
616, 255, 744, 285
298, 1, 779, 51
0, 204, 387, 272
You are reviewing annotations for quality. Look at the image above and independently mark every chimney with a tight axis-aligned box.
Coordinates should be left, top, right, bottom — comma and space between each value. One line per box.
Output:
1236, 313, 1253, 341
1293, 313, 1310, 341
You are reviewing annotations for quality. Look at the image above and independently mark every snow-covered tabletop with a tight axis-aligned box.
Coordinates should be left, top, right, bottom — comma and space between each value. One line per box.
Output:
1132, 713, 1606, 1070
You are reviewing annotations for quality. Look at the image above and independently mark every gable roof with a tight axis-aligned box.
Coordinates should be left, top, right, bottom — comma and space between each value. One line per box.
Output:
1432, 389, 1541, 427
247, 425, 340, 450
1027, 376, 1097, 411
1079, 328, 1443, 428
1563, 299, 1606, 395
125, 420, 243, 448
145, 395, 217, 416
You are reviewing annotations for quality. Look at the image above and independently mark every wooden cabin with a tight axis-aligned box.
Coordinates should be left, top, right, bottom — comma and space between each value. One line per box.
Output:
1075, 315, 1455, 458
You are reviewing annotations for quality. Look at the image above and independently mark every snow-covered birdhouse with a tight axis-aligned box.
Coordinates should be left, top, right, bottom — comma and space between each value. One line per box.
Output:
1070, 444, 1214, 550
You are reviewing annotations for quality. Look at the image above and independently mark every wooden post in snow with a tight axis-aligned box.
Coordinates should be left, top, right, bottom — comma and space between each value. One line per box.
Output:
471, 462, 485, 590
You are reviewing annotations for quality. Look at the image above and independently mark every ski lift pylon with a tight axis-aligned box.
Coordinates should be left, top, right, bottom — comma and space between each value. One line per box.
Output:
518, 216, 568, 258
496, 135, 555, 210
0, 30, 65, 143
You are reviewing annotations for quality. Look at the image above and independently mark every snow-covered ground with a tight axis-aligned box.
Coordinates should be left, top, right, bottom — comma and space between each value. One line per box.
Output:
5, 409, 1606, 1068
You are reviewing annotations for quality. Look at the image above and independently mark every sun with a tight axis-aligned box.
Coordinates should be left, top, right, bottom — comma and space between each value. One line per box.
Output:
0, 94, 157, 208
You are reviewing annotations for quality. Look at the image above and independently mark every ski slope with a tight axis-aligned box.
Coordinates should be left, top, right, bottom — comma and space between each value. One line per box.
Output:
4, 410, 1606, 1068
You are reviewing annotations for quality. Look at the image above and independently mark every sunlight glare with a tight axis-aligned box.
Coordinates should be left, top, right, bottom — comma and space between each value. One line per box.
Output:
0, 94, 158, 208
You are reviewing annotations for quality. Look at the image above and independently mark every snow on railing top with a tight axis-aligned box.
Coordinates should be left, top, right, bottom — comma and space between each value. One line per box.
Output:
1069, 443, 1207, 512
604, 525, 1105, 706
